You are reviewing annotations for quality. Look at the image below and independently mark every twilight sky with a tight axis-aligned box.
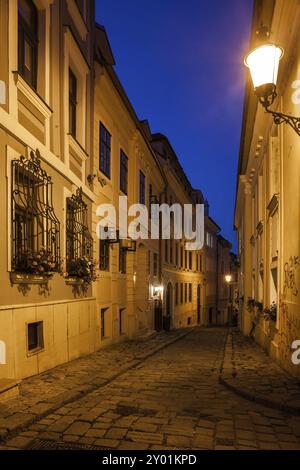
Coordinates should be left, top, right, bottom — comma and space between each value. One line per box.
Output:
95, 0, 254, 249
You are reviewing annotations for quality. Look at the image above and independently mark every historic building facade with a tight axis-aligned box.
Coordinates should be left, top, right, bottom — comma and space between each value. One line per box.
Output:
0, 0, 97, 381
90, 25, 165, 345
0, 1, 232, 386
235, 0, 300, 377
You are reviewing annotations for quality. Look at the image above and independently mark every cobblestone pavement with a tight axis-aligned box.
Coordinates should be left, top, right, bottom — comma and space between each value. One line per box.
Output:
1, 327, 300, 450
0, 329, 190, 440
221, 328, 300, 413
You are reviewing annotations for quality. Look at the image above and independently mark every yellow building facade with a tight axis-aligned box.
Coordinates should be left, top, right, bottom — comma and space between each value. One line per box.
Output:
235, 0, 300, 378
0, 0, 97, 383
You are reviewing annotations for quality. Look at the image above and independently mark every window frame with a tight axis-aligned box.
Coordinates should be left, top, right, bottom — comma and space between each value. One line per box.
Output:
27, 321, 44, 354
120, 149, 128, 194
119, 247, 127, 274
99, 123, 111, 178
99, 239, 110, 272
18, 0, 39, 90
139, 170, 146, 204
69, 68, 77, 138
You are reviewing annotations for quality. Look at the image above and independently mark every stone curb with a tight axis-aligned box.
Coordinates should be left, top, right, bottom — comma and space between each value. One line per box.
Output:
0, 327, 194, 443
219, 328, 300, 415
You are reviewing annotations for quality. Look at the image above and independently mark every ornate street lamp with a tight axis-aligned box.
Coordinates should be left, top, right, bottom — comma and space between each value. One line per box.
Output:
245, 40, 300, 136
225, 274, 232, 284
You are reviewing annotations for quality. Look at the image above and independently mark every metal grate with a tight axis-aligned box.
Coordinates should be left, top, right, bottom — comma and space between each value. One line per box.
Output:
115, 405, 155, 417
11, 149, 60, 274
28, 439, 111, 451
66, 187, 93, 272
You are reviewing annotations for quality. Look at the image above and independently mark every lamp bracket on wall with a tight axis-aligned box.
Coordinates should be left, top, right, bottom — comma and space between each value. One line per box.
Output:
266, 108, 300, 136
87, 174, 107, 187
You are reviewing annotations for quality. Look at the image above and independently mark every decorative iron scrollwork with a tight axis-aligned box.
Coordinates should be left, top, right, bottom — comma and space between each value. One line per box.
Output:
11, 149, 61, 275
66, 187, 93, 279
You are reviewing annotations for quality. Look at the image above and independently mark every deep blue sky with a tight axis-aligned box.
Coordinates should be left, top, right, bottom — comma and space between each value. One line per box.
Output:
95, 0, 253, 249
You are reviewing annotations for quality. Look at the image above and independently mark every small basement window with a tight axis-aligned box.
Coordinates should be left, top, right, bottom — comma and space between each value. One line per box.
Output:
27, 321, 44, 352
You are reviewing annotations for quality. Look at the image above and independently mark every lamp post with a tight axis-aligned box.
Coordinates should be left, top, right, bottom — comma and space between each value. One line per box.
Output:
244, 33, 300, 136
225, 274, 233, 326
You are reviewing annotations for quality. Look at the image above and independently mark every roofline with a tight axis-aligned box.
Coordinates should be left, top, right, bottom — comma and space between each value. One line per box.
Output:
94, 51, 167, 186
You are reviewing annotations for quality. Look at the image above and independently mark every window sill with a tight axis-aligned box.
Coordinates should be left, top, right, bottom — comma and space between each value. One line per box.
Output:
13, 72, 52, 119
27, 347, 44, 357
68, 134, 88, 161
10, 272, 53, 285
65, 277, 86, 286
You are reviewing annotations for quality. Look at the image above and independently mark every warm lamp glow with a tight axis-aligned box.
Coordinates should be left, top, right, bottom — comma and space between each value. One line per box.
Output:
152, 285, 164, 297
245, 44, 283, 89
225, 274, 232, 284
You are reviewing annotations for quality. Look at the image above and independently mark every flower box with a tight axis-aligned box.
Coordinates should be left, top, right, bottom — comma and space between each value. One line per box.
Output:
10, 272, 52, 285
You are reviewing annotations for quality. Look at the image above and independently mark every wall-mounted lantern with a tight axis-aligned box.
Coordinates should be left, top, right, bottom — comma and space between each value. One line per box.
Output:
152, 284, 164, 299
244, 29, 300, 136
120, 238, 137, 252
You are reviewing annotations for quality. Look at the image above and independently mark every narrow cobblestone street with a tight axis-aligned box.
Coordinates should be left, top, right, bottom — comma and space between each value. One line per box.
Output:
1, 327, 300, 451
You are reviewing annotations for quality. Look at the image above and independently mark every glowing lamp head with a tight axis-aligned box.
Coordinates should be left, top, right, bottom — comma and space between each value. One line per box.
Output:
245, 44, 283, 107
225, 274, 232, 284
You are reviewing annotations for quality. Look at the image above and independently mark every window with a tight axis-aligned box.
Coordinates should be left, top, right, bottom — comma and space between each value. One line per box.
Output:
189, 283, 192, 302
99, 240, 109, 271
189, 252, 192, 270
149, 183, 152, 208
139, 170, 145, 204
165, 239, 168, 263
119, 308, 125, 335
200, 255, 203, 272
119, 247, 126, 274
185, 283, 187, 303
196, 254, 199, 271
170, 241, 173, 265
27, 322, 44, 352
100, 308, 108, 339
18, 0, 38, 89
66, 188, 93, 276
180, 283, 183, 304
185, 250, 188, 269
153, 253, 158, 276
12, 150, 60, 274
175, 283, 179, 305
175, 243, 179, 266
120, 150, 128, 194
69, 68, 77, 138
99, 123, 111, 178
180, 247, 183, 269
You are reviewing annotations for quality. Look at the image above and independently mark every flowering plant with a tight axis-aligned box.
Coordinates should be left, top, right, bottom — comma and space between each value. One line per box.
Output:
17, 248, 57, 275
263, 302, 277, 322
66, 257, 97, 284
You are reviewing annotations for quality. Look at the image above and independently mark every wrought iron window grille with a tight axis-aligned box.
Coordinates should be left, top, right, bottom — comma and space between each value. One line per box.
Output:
66, 187, 93, 277
11, 149, 61, 275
